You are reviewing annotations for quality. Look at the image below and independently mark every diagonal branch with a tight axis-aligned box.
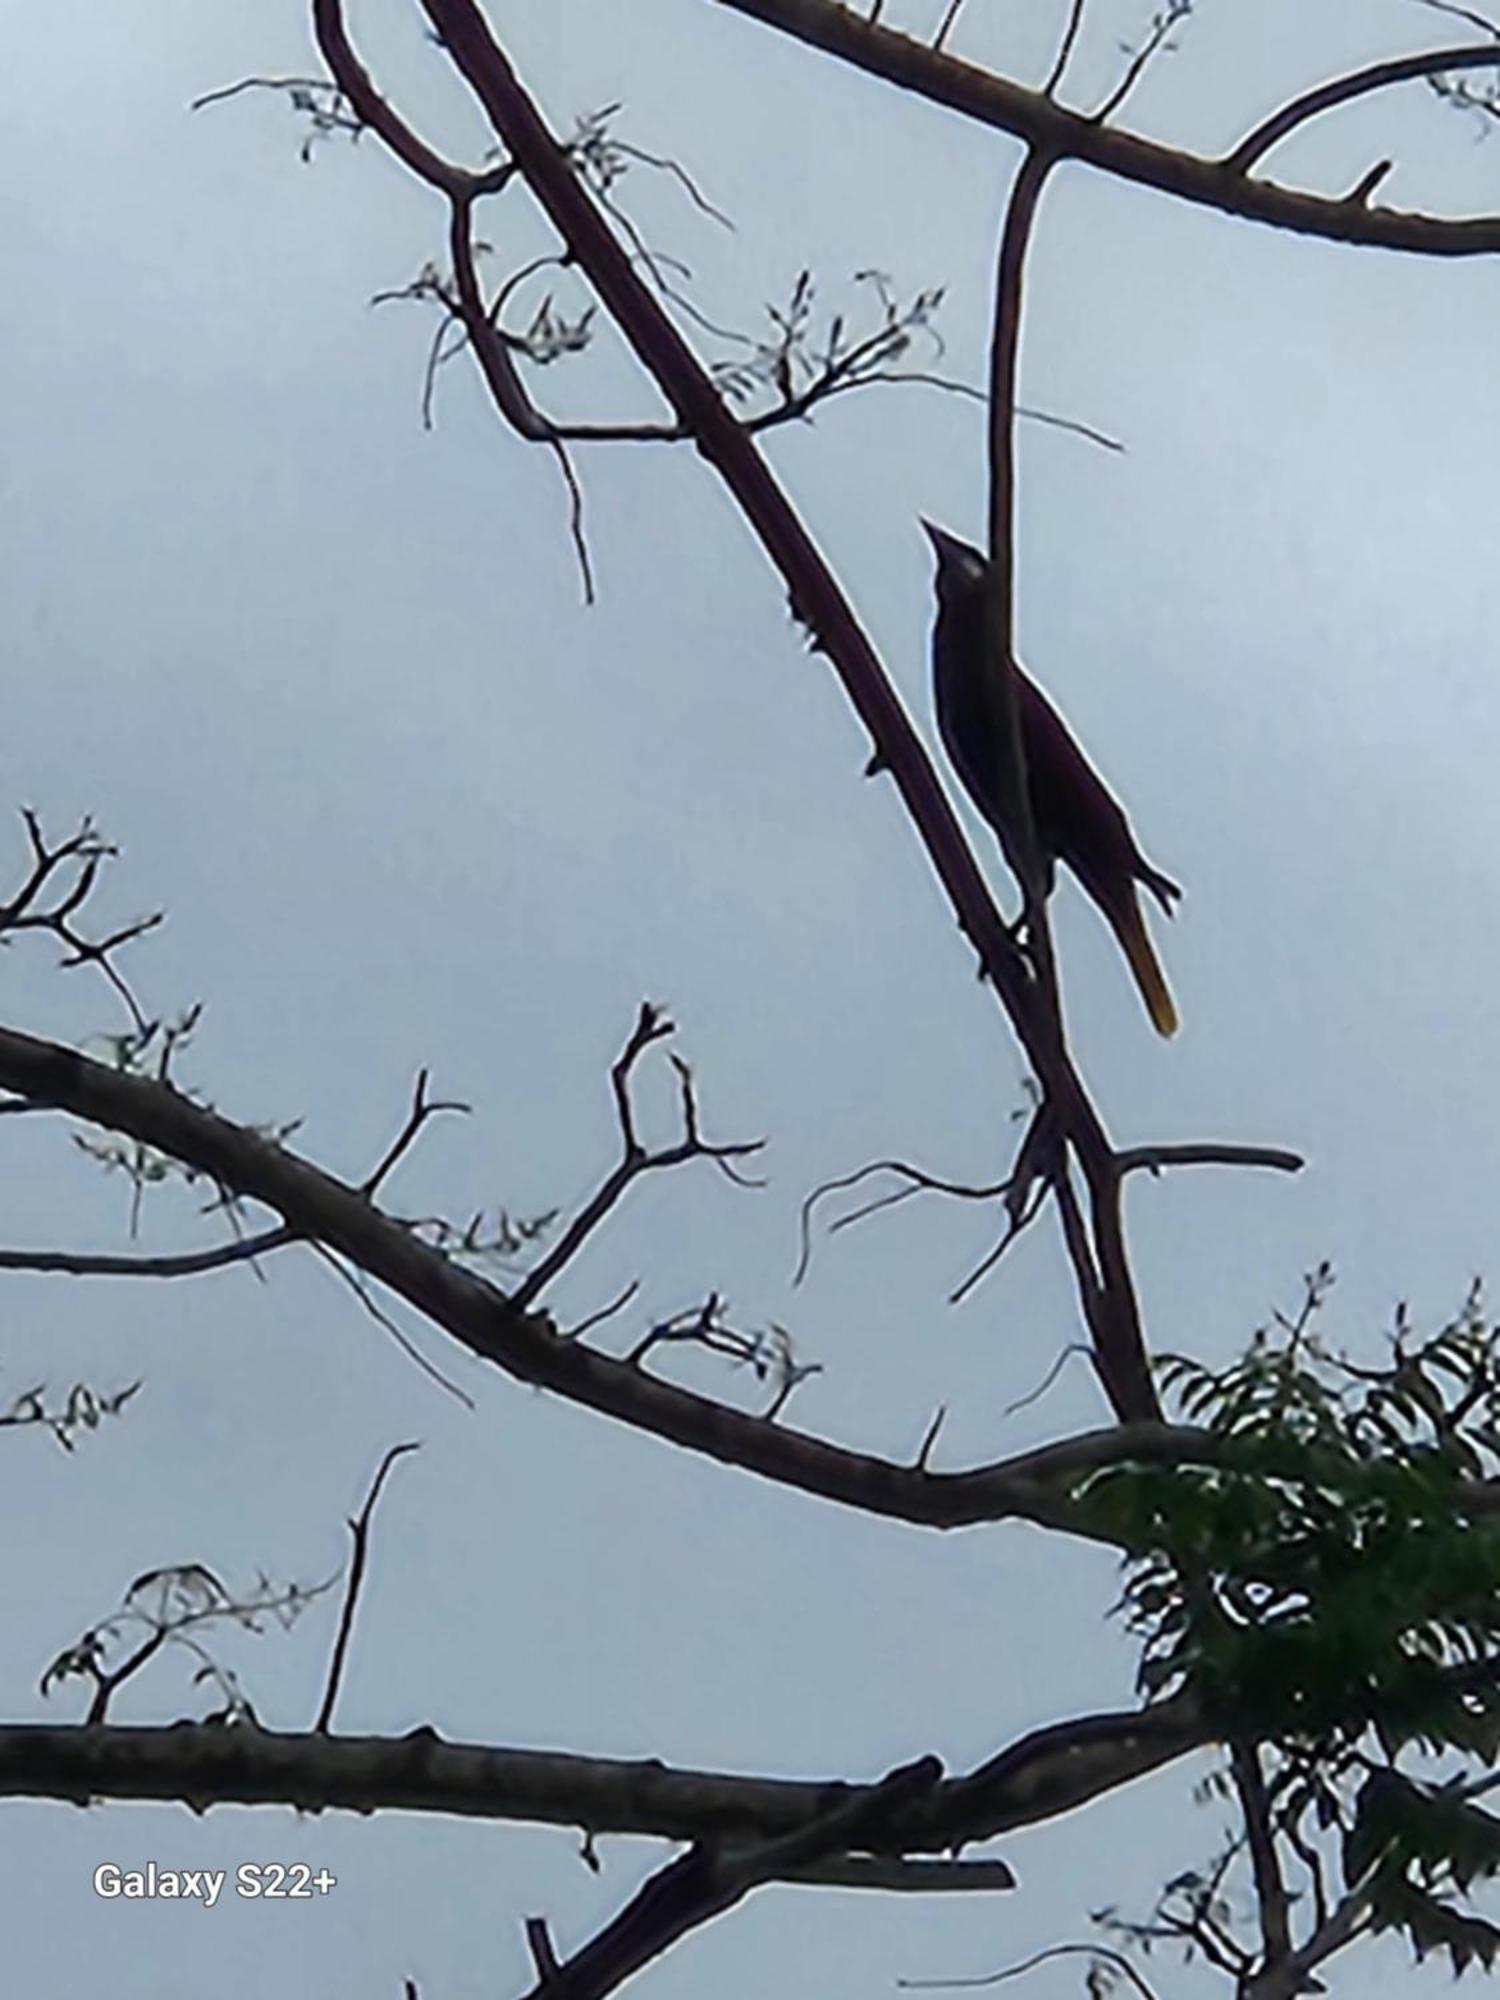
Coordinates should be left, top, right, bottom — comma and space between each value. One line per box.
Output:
519, 1757, 947, 2000
384, 0, 1164, 1422
711, 0, 1500, 256
1, 1022, 1440, 1545
512, 1005, 763, 1311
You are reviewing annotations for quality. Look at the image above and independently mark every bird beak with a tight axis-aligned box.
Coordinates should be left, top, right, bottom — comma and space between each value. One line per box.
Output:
921, 519, 983, 580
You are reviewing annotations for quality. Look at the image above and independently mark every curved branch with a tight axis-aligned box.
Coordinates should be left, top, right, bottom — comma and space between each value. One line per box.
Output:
712, 0, 1500, 256
0, 1025, 1263, 1543
308, 0, 509, 195
1225, 43, 1500, 174
0, 1224, 295, 1278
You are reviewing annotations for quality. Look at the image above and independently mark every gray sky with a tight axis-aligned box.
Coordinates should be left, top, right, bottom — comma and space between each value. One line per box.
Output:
3, 0, 1499, 1992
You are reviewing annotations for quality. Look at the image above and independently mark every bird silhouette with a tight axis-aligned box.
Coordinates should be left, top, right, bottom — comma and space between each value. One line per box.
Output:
924, 521, 1181, 1037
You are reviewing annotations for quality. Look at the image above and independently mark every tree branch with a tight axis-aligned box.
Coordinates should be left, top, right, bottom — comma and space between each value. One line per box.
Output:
711, 0, 1500, 256
1225, 43, 1500, 175
0, 1697, 1201, 1852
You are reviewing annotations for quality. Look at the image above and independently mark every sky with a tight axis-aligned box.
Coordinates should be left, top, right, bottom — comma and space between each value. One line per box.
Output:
3, 0, 1500, 1993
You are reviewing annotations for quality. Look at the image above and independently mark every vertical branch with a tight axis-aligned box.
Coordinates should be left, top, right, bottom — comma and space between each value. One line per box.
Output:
1232, 1741, 1293, 1970
981, 144, 1160, 1426
1044, 0, 1089, 100
395, 0, 1159, 1423
983, 145, 1057, 912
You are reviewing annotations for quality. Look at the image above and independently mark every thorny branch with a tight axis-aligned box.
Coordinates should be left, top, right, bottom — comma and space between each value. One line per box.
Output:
384, 0, 1170, 1419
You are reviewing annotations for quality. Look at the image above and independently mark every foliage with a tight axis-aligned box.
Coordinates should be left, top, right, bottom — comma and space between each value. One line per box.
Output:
1081, 1270, 1500, 1973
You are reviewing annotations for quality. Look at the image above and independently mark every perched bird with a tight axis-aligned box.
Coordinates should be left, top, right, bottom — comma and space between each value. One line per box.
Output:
923, 521, 1181, 1038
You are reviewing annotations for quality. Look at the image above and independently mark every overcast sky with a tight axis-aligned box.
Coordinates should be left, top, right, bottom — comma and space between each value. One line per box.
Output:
4, 1, 1500, 1993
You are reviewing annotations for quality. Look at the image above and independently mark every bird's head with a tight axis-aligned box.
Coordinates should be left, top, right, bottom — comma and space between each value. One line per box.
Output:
920, 520, 987, 604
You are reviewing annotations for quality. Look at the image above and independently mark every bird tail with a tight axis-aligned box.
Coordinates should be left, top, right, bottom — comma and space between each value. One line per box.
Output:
1104, 891, 1179, 1038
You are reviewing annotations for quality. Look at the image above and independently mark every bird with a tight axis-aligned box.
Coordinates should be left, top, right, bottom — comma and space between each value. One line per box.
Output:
923, 521, 1181, 1038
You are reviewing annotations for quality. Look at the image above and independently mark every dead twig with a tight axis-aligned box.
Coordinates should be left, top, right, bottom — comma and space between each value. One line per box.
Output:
360, 1068, 470, 1197
512, 1005, 763, 1312
316, 1443, 421, 1732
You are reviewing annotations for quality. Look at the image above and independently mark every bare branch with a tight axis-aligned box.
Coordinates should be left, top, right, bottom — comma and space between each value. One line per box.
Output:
360, 1069, 470, 1197
1226, 43, 1500, 175
316, 1443, 421, 1732
1115, 1141, 1304, 1179
514, 1757, 949, 2000
308, 0, 511, 195
0, 1224, 295, 1279
1413, 0, 1500, 40
310, 1245, 475, 1409
563, 1278, 642, 1340
0, 1019, 1324, 1545
0, 811, 160, 1033
901, 1940, 1162, 2000
1043, 0, 1088, 100
712, 0, 1500, 256
511, 1006, 763, 1311
0, 1692, 1205, 1857
1092, 2, 1193, 125
796, 1156, 1010, 1286
1232, 1741, 1292, 1968
627, 1298, 820, 1417
933, 1, 968, 54
43, 1564, 331, 1725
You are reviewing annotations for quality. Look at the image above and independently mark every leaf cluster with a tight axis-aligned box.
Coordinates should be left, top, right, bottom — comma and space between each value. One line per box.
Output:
1082, 1275, 1500, 1972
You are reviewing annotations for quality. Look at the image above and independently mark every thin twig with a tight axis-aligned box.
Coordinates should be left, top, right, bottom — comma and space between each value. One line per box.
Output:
316, 1442, 421, 1732
1413, 0, 1500, 38
1091, 2, 1193, 124
795, 1157, 1011, 1286
361, 1069, 470, 1197
0, 1223, 295, 1279
933, 0, 968, 51
563, 1278, 642, 1341
1043, 0, 1088, 99
512, 1006, 763, 1311
949, 1177, 1049, 1304
312, 1246, 475, 1408
901, 1940, 1161, 1999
